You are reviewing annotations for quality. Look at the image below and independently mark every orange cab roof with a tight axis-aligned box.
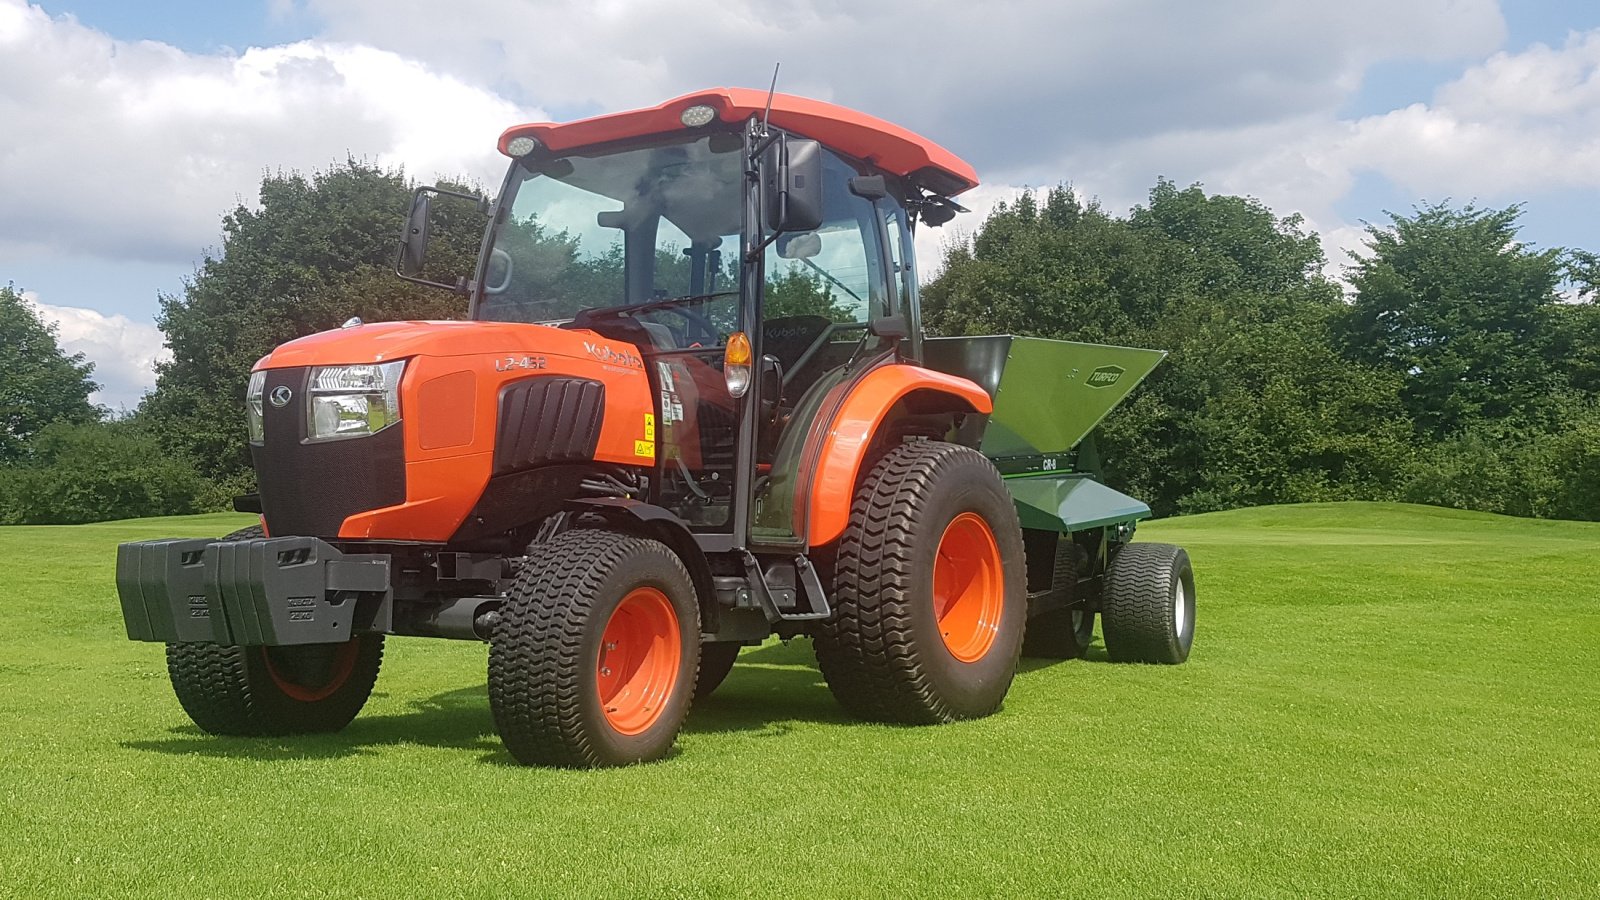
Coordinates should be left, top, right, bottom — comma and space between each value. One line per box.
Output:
498, 88, 979, 196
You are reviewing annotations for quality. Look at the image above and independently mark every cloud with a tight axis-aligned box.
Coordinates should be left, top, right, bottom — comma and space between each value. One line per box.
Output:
0, 0, 537, 267
291, 0, 1505, 175
21, 289, 168, 411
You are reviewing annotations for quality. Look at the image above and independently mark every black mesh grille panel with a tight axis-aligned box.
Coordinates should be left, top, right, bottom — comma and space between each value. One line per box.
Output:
252, 366, 407, 538
494, 377, 605, 475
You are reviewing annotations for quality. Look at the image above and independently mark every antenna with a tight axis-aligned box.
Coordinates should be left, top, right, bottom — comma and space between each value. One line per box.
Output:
762, 63, 780, 131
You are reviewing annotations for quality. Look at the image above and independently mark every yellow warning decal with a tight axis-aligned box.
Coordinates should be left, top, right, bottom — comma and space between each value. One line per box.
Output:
643, 413, 655, 441
634, 439, 655, 458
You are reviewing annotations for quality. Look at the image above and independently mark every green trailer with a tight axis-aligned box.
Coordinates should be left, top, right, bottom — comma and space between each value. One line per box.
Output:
927, 334, 1193, 663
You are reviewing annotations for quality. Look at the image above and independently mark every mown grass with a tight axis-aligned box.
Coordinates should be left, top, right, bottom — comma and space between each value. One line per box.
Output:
0, 503, 1595, 898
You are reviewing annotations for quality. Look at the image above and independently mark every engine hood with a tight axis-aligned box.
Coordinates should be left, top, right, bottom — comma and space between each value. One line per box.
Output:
260, 320, 646, 371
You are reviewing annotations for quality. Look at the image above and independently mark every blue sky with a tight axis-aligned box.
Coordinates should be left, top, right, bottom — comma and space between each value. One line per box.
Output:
5, 0, 1600, 408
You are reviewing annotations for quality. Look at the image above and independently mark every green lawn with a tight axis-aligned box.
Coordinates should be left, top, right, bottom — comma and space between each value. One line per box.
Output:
1, 503, 1596, 897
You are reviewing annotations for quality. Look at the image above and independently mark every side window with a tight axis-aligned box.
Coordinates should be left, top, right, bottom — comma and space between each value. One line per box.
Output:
764, 150, 889, 325
884, 205, 911, 312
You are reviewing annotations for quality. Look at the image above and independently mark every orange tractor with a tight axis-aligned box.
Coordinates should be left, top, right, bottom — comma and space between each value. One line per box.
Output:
117, 89, 1195, 767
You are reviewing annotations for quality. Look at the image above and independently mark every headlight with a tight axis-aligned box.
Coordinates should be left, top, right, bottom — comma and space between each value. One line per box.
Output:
306, 360, 405, 442
246, 370, 266, 443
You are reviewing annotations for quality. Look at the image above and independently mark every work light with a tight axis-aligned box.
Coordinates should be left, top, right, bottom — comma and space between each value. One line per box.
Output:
506, 136, 541, 157
245, 370, 266, 443
680, 104, 717, 128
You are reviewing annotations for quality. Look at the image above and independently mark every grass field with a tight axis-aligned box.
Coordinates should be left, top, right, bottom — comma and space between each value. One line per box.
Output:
0, 502, 1596, 898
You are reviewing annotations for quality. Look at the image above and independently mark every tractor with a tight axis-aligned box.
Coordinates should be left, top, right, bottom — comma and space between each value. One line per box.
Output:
116, 88, 1196, 767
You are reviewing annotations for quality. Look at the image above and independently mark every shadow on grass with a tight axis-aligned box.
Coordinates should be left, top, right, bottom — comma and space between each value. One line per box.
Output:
122, 637, 1089, 764
121, 638, 853, 764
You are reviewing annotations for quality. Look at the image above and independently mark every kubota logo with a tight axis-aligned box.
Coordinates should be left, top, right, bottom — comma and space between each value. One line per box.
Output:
1086, 365, 1125, 388
582, 341, 643, 368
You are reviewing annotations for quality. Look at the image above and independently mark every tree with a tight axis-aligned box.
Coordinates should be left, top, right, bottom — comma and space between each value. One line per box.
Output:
0, 284, 100, 464
1340, 203, 1569, 437
142, 160, 483, 483
0, 420, 203, 524
923, 181, 1413, 515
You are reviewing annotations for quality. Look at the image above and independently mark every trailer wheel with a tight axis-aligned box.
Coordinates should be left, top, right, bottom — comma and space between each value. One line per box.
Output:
488, 529, 700, 767
1100, 542, 1195, 664
165, 527, 385, 735
816, 441, 1027, 724
695, 642, 742, 700
1022, 537, 1095, 659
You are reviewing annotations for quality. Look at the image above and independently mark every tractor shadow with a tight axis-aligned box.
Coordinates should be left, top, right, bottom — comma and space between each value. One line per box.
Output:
121, 639, 852, 764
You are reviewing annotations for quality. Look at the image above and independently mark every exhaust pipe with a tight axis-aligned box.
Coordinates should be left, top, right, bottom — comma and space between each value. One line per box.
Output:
402, 596, 502, 641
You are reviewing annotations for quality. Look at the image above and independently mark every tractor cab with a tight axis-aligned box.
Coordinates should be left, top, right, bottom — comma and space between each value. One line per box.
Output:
399, 88, 978, 543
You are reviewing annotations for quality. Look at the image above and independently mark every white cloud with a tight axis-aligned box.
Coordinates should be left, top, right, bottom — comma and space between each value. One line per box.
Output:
292, 0, 1505, 173
21, 289, 168, 411
7, 0, 1600, 358
0, 0, 538, 267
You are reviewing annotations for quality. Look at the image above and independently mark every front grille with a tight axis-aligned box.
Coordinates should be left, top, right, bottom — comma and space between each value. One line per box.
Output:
252, 366, 407, 537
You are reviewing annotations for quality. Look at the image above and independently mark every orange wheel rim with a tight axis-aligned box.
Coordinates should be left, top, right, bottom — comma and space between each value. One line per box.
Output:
597, 587, 682, 735
933, 512, 1004, 663
261, 639, 360, 702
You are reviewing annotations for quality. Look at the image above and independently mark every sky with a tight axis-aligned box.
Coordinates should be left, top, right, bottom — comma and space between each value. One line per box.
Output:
4, 0, 1600, 409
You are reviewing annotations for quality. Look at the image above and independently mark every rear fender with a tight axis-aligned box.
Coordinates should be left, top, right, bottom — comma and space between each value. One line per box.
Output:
802, 364, 992, 546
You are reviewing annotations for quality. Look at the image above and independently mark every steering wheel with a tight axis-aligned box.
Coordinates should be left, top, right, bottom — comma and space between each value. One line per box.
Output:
643, 303, 720, 348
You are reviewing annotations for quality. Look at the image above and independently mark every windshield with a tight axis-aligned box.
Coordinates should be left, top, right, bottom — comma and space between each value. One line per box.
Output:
476, 132, 745, 325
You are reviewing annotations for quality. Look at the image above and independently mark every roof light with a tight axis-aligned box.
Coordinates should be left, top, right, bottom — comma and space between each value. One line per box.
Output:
506, 136, 541, 158
680, 104, 717, 128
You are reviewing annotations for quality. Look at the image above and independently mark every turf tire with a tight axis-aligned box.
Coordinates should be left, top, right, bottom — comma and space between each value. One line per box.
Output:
1021, 537, 1095, 659
488, 529, 700, 767
1100, 542, 1195, 664
695, 642, 742, 700
165, 527, 385, 736
815, 441, 1027, 724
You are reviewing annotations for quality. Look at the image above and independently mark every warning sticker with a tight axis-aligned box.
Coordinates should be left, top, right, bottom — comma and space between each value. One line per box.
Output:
643, 413, 655, 441
634, 439, 655, 458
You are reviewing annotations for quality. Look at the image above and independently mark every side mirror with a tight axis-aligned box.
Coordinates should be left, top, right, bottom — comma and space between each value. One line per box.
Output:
398, 191, 432, 277
869, 315, 910, 342
394, 185, 491, 294
763, 136, 823, 234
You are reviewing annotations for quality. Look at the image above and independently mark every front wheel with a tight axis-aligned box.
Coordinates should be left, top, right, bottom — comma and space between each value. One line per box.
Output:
488, 530, 701, 767
164, 524, 384, 736
166, 636, 385, 735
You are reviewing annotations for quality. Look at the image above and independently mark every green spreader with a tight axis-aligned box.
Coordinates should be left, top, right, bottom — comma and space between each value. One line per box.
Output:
925, 334, 1166, 534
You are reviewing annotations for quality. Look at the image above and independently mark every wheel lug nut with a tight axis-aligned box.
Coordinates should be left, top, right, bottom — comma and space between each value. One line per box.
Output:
601, 666, 612, 676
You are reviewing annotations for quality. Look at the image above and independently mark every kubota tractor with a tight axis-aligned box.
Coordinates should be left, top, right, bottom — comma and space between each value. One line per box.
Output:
116, 88, 1196, 767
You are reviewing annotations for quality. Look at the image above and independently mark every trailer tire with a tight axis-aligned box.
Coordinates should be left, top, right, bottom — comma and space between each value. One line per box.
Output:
1101, 542, 1195, 664
816, 441, 1026, 724
695, 642, 741, 700
1022, 538, 1094, 659
489, 529, 700, 767
165, 528, 385, 736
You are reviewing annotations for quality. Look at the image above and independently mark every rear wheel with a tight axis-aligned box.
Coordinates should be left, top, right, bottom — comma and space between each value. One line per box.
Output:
1022, 537, 1095, 659
1101, 542, 1195, 664
695, 642, 742, 700
165, 526, 384, 736
488, 529, 700, 767
816, 441, 1027, 724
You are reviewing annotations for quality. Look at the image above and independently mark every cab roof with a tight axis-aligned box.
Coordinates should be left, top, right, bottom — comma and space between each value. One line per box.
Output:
498, 87, 979, 197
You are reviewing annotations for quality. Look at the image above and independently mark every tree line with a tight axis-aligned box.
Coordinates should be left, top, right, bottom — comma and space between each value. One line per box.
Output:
1, 162, 1595, 523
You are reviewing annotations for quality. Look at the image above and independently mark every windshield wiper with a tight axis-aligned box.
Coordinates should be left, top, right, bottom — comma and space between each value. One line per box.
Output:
797, 257, 865, 309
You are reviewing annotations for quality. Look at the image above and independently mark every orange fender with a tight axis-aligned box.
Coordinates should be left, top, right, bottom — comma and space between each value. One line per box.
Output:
805, 364, 992, 546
